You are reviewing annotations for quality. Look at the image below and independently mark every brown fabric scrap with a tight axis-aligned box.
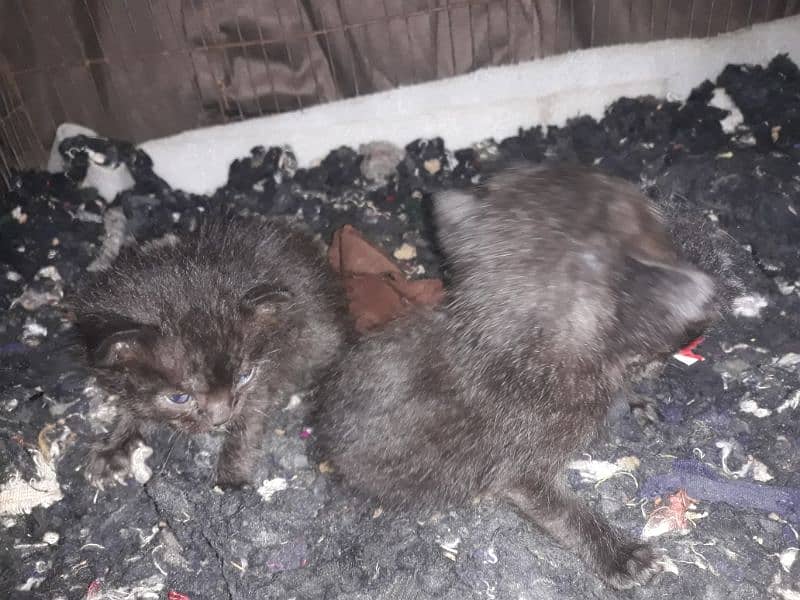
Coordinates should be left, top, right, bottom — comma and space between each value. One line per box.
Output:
328, 225, 443, 332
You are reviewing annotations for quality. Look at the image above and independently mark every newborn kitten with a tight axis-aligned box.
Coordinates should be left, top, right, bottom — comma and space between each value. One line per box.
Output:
314, 164, 720, 589
73, 215, 347, 488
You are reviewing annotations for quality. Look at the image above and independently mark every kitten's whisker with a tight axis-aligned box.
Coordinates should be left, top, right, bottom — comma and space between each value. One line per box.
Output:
158, 430, 182, 474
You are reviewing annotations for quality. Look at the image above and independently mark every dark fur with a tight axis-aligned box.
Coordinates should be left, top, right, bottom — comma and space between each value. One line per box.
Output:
313, 164, 723, 589
72, 215, 348, 488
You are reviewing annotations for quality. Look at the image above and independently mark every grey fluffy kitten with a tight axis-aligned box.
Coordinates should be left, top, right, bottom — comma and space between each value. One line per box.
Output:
73, 215, 348, 488
314, 164, 725, 589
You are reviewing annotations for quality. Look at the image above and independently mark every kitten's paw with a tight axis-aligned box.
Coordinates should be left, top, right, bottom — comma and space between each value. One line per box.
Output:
86, 446, 132, 488
215, 468, 253, 491
597, 542, 661, 590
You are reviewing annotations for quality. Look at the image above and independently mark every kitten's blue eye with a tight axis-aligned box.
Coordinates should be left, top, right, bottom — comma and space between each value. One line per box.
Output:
237, 367, 255, 387
168, 393, 191, 404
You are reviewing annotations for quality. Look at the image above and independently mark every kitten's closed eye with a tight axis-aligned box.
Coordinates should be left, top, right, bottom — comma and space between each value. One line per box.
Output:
168, 392, 192, 404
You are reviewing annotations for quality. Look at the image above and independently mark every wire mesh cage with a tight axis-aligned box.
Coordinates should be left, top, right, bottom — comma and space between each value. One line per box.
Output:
1, 0, 798, 191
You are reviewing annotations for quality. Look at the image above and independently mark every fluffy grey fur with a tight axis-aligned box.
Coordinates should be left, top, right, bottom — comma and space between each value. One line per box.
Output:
313, 164, 725, 589
72, 215, 348, 488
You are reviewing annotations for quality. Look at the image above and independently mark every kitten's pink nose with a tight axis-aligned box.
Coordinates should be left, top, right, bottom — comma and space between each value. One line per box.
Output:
200, 391, 233, 426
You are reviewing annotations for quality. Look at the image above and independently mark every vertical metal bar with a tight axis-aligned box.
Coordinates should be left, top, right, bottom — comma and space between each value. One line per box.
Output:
381, 0, 398, 86
569, 0, 575, 50
1, 113, 26, 168
9, 1, 50, 159
447, 0, 458, 74
294, 0, 323, 104
402, 0, 418, 84
590, 0, 596, 46
724, 0, 734, 32
706, 0, 716, 36
273, 0, 305, 109
746, 0, 754, 26
121, 0, 137, 33
688, 0, 696, 36
505, 0, 513, 63
207, 0, 246, 119
487, 0, 495, 59
246, 0, 282, 113
555, 0, 561, 51
234, 0, 264, 116
467, 1, 476, 70
665, 0, 672, 36
338, 0, 361, 97
144, 0, 162, 42
648, 0, 656, 39
189, 0, 232, 122
165, 0, 212, 126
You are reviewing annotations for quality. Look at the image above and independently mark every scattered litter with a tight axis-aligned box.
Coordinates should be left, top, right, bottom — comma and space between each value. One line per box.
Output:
43, 531, 60, 545
752, 459, 774, 483
777, 390, 800, 413
0, 449, 63, 516
673, 336, 706, 366
776, 548, 799, 573
716, 441, 751, 477
36, 266, 62, 282
17, 577, 46, 591
11, 206, 28, 224
167, 591, 190, 600
642, 489, 701, 539
436, 534, 460, 561
22, 320, 48, 342
393, 243, 417, 261
708, 88, 744, 133
257, 477, 288, 502
731, 294, 768, 318
12, 285, 64, 311
359, 141, 404, 181
299, 427, 312, 440
130, 442, 154, 484
656, 555, 681, 575
84, 575, 164, 600
283, 394, 302, 411
318, 461, 334, 474
423, 158, 442, 174
568, 456, 639, 487
775, 353, 800, 369
739, 397, 773, 418
716, 441, 774, 482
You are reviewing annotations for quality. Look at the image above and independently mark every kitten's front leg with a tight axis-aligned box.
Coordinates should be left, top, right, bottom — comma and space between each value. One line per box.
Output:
505, 478, 661, 590
216, 407, 266, 489
86, 410, 144, 486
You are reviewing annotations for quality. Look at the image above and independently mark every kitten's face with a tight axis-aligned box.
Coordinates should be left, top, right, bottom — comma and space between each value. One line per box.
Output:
114, 335, 261, 434
86, 285, 295, 433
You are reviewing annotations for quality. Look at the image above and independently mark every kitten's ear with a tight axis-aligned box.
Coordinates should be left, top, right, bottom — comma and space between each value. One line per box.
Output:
91, 327, 158, 368
239, 284, 294, 317
618, 253, 717, 353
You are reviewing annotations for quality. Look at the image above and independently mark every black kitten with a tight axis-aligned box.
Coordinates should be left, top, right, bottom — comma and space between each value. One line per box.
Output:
314, 164, 721, 589
73, 215, 348, 488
